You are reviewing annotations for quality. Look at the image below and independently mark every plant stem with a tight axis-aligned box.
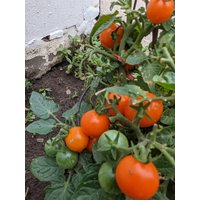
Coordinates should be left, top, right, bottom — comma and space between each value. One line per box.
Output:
135, 95, 175, 104
152, 28, 158, 49
49, 113, 65, 126
161, 47, 175, 71
153, 142, 175, 167
85, 44, 117, 61
133, 0, 138, 10
77, 86, 91, 125
119, 24, 134, 52
111, 104, 145, 141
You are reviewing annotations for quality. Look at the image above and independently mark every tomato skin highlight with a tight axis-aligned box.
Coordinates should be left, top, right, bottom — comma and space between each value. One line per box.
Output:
106, 93, 130, 116
146, 0, 174, 24
81, 110, 110, 137
65, 126, 89, 152
100, 23, 124, 49
124, 92, 163, 128
115, 155, 160, 200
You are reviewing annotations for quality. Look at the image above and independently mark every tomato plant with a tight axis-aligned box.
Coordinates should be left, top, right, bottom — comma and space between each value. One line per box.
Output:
65, 126, 89, 152
146, 0, 174, 24
26, 0, 175, 199
81, 109, 110, 137
124, 92, 164, 128
115, 155, 160, 200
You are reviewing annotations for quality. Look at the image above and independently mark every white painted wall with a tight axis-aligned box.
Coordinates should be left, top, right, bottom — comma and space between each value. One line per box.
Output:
25, 0, 99, 44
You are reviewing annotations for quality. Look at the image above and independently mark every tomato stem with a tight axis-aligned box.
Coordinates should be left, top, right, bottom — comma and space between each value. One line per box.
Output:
153, 142, 175, 167
161, 47, 175, 71
109, 103, 145, 141
135, 95, 175, 104
49, 113, 66, 126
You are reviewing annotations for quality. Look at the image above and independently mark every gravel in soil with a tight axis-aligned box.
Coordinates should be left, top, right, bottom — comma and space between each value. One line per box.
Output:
25, 65, 83, 200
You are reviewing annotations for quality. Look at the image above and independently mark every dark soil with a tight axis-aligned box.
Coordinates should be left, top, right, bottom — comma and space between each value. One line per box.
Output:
25, 65, 83, 200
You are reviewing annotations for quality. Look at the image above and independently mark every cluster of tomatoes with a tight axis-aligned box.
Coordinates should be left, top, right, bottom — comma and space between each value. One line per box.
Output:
51, 91, 163, 199
44, 1, 174, 198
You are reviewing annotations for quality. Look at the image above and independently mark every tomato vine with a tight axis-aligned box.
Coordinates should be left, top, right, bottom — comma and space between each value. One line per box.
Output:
26, 0, 175, 199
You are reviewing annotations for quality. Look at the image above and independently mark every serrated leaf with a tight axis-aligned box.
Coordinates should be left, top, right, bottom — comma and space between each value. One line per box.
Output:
156, 126, 175, 147
70, 165, 123, 200
161, 108, 175, 125
153, 155, 175, 179
62, 101, 92, 120
153, 72, 175, 91
26, 119, 56, 135
106, 85, 147, 100
30, 156, 65, 182
44, 182, 71, 200
30, 91, 59, 119
126, 51, 147, 65
89, 11, 118, 44
92, 143, 106, 164
141, 63, 163, 84
152, 191, 170, 200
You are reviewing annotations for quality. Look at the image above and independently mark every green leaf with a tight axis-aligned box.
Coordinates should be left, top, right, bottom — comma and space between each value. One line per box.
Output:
126, 51, 147, 65
92, 143, 106, 164
156, 126, 175, 147
70, 165, 124, 200
30, 156, 65, 182
89, 11, 119, 44
153, 72, 175, 91
26, 119, 56, 135
106, 85, 147, 100
152, 191, 170, 200
30, 91, 59, 119
161, 108, 175, 125
62, 101, 92, 120
75, 151, 94, 172
162, 19, 174, 31
140, 63, 163, 84
153, 155, 175, 179
44, 182, 71, 200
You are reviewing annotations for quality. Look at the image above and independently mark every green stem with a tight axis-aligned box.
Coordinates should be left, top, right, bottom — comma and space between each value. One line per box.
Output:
85, 44, 117, 61
119, 24, 134, 52
136, 95, 175, 104
110, 104, 145, 141
49, 113, 65, 126
153, 142, 175, 167
161, 47, 175, 71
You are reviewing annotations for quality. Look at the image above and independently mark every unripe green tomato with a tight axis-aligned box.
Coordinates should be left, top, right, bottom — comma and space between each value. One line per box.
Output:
98, 162, 121, 195
56, 150, 78, 169
44, 138, 63, 157
97, 130, 129, 150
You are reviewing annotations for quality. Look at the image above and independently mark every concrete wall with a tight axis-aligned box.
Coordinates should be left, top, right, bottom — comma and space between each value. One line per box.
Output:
25, 0, 99, 79
25, 0, 150, 79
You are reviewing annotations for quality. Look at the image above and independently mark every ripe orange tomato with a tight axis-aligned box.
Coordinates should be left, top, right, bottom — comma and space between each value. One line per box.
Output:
99, 23, 124, 49
65, 126, 89, 152
87, 137, 98, 152
124, 92, 163, 128
115, 155, 160, 200
146, 0, 174, 24
106, 93, 130, 116
81, 110, 110, 137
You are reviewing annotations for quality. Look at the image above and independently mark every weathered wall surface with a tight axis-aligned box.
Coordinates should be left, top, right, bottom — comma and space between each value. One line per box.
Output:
25, 0, 150, 79
25, 0, 99, 79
